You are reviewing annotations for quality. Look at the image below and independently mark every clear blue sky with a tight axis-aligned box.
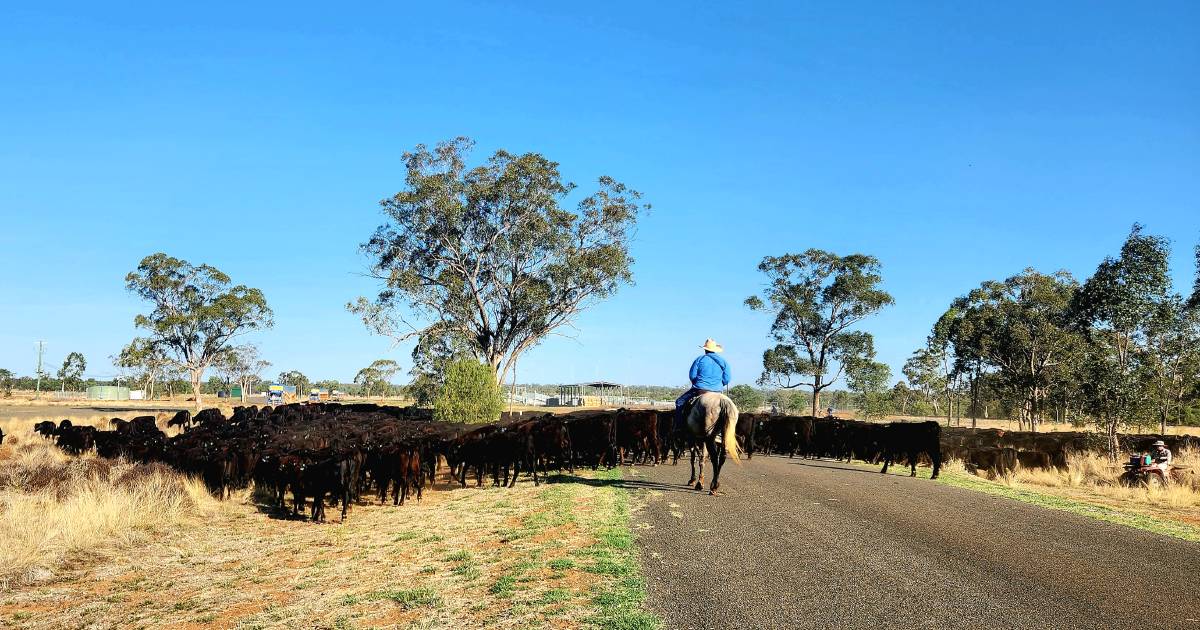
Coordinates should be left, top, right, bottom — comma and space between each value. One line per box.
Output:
1, 2, 1197, 388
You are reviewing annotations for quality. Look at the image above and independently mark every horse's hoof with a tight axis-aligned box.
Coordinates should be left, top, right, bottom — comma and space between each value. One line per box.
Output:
693, 482, 703, 491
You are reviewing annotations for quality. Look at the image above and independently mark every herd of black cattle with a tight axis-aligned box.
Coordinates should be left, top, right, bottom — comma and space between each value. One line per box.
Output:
22, 403, 1200, 522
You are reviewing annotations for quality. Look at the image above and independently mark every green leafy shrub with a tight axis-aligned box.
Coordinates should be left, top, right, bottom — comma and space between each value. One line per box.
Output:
433, 359, 503, 423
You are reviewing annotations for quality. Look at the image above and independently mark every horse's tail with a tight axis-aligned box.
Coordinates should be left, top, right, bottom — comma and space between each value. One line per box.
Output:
722, 396, 741, 464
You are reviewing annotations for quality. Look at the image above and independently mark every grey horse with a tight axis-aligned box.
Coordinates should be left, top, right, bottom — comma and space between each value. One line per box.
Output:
683, 392, 741, 495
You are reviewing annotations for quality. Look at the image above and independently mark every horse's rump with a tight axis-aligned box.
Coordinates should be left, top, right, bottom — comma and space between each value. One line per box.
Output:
686, 392, 741, 463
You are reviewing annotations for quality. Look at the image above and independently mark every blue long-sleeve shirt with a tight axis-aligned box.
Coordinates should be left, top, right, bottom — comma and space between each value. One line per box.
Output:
689, 352, 731, 391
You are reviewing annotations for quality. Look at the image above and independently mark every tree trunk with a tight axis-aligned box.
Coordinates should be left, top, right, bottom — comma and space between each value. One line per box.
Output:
1106, 415, 1119, 460
491, 353, 506, 385
969, 373, 979, 429
191, 368, 204, 409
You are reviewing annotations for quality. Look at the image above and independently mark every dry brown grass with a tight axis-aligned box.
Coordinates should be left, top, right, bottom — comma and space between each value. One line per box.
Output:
0, 434, 217, 589
947, 448, 1200, 528
0, 427, 646, 629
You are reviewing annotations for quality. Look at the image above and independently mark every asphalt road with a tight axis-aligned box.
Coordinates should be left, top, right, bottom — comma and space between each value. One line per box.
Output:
629, 455, 1200, 629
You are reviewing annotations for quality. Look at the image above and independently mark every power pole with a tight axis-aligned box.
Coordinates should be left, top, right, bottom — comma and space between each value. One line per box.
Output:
34, 340, 46, 399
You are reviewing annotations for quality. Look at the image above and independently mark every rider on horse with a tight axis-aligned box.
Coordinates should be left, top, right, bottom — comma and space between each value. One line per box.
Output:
675, 338, 731, 430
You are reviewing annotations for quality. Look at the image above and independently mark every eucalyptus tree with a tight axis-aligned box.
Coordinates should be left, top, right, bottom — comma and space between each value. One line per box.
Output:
1071, 225, 1171, 451
746, 250, 894, 416
351, 137, 647, 385
126, 253, 273, 407
57, 352, 86, 392
943, 269, 1082, 432
902, 347, 946, 417
354, 359, 401, 398
1141, 295, 1200, 434
846, 357, 892, 420
889, 381, 917, 415
216, 344, 271, 402
114, 338, 172, 399
933, 299, 990, 427
277, 371, 310, 397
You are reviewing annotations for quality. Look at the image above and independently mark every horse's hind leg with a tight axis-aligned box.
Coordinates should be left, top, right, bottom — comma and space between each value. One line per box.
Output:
692, 446, 705, 491
687, 447, 698, 488
706, 440, 725, 495
686, 444, 700, 489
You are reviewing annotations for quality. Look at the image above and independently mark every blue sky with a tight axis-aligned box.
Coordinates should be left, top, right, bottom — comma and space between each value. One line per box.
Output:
1, 2, 1197, 387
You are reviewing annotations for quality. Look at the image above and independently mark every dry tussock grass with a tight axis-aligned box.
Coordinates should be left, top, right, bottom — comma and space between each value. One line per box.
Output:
0, 434, 216, 588
947, 448, 1200, 524
1008, 449, 1200, 509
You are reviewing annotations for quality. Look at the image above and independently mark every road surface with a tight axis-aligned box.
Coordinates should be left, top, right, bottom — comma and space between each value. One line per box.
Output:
630, 455, 1200, 629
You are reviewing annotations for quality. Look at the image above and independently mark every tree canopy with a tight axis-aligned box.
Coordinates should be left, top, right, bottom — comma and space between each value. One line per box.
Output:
278, 370, 309, 396
57, 352, 86, 391
114, 338, 172, 400
126, 253, 272, 406
726, 384, 765, 413
351, 137, 647, 385
216, 344, 271, 402
917, 224, 1200, 441
354, 359, 401, 398
746, 250, 893, 416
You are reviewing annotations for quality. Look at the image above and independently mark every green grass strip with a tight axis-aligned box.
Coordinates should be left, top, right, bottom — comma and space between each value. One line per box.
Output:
581, 467, 661, 630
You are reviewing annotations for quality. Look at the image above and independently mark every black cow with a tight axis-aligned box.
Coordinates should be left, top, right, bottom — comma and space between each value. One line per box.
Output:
34, 420, 57, 438
56, 425, 97, 454
969, 447, 1018, 478
167, 409, 192, 431
564, 414, 617, 470
879, 421, 942, 479
129, 416, 160, 436
615, 409, 661, 465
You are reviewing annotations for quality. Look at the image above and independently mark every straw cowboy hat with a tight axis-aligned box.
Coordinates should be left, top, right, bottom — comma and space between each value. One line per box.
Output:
1152, 440, 1166, 447
700, 338, 724, 353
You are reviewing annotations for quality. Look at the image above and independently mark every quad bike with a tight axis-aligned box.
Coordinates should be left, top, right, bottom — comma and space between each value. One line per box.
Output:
1120, 455, 1171, 487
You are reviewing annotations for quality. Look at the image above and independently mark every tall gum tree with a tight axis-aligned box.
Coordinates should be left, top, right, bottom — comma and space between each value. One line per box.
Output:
350, 137, 647, 385
949, 269, 1081, 433
1071, 225, 1171, 453
746, 250, 894, 416
57, 352, 86, 392
125, 253, 273, 408
216, 344, 271, 403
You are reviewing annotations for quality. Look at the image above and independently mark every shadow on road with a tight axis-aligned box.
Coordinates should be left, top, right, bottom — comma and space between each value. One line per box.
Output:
785, 460, 882, 475
546, 472, 701, 494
